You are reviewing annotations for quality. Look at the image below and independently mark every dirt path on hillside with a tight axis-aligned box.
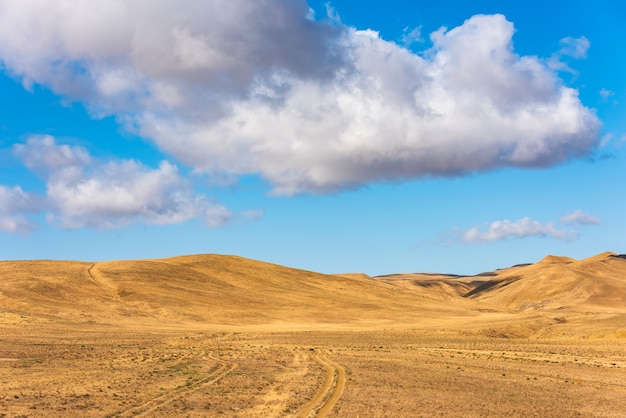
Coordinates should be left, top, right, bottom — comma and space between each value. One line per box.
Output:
86, 263, 123, 302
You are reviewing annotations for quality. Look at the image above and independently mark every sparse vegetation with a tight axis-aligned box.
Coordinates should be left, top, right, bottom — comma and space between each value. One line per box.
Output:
0, 253, 625, 416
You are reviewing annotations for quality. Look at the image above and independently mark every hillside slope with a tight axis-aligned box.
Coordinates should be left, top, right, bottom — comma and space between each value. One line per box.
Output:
380, 252, 626, 313
465, 252, 626, 312
1, 252, 625, 330
0, 254, 476, 327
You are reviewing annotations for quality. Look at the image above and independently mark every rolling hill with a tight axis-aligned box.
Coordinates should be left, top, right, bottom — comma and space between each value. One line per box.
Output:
379, 252, 626, 314
1, 252, 625, 329
463, 252, 626, 312
0, 254, 476, 328
2, 252, 626, 417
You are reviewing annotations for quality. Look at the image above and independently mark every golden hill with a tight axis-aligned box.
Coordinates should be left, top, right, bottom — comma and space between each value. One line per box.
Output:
377, 252, 626, 314
2, 252, 626, 417
0, 254, 477, 328
1, 252, 625, 329
462, 252, 626, 312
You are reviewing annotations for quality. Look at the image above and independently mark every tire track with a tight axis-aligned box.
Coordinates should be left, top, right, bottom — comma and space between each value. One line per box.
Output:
247, 349, 310, 416
116, 357, 238, 417
296, 350, 346, 418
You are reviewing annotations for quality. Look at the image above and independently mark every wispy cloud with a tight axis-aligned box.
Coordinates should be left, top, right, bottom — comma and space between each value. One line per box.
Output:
558, 36, 590, 59
548, 36, 590, 75
401, 26, 424, 47
561, 210, 601, 225
434, 209, 602, 245
599, 88, 615, 102
0, 4, 600, 194
460, 217, 573, 243
599, 133, 614, 148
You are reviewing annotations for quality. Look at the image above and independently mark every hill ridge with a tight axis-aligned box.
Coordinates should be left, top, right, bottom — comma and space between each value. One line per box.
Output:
1, 252, 625, 328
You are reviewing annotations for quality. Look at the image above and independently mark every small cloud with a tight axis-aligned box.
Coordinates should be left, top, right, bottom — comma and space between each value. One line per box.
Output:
305, 7, 315, 21
460, 217, 573, 243
599, 133, 614, 148
13, 135, 91, 174
599, 133, 626, 148
599, 88, 615, 102
0, 216, 34, 234
548, 36, 590, 75
241, 209, 264, 221
230, 208, 265, 226
401, 26, 424, 47
431, 209, 602, 247
558, 36, 590, 59
561, 210, 601, 225
324, 3, 341, 23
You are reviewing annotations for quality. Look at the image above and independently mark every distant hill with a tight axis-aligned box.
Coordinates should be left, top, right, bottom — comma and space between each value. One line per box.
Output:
1, 252, 625, 329
377, 252, 626, 313
462, 252, 626, 312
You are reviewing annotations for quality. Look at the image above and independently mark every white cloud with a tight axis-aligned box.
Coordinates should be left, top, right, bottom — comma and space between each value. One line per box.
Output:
548, 36, 590, 74
401, 26, 424, 47
599, 88, 615, 102
558, 36, 590, 59
441, 209, 601, 245
0, 215, 32, 234
14, 135, 91, 173
44, 160, 232, 229
561, 210, 601, 225
460, 217, 573, 243
599, 133, 614, 148
13, 136, 232, 229
598, 132, 626, 148
0, 3, 601, 194
0, 185, 40, 234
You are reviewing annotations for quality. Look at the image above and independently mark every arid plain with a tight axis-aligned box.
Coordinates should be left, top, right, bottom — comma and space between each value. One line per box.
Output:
1, 252, 625, 417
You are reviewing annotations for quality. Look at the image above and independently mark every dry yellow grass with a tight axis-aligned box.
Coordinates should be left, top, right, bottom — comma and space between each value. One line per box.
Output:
462, 252, 626, 313
1, 254, 483, 328
1, 252, 625, 416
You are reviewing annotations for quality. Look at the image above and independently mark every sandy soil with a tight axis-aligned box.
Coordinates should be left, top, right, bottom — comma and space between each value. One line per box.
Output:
2, 318, 625, 417
1, 253, 625, 416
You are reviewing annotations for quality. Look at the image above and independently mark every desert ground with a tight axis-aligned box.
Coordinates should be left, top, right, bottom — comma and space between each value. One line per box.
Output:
1, 252, 625, 417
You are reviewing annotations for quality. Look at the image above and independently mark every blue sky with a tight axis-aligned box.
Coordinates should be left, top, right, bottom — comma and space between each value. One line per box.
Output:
0, 1, 624, 275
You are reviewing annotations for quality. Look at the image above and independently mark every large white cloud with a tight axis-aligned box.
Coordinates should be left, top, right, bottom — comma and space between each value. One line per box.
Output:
0, 2, 601, 194
13, 136, 232, 229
